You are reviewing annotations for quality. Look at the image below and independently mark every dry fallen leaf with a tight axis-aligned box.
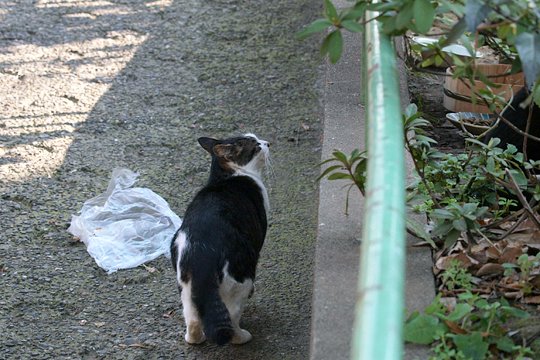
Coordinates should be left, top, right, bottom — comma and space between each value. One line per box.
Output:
503, 291, 521, 299
142, 264, 157, 273
498, 246, 524, 264
476, 263, 505, 277
471, 241, 491, 254
485, 246, 501, 260
435, 253, 478, 271
162, 310, 175, 319
523, 295, 540, 304
444, 320, 468, 335
529, 275, 540, 290
515, 218, 539, 232
528, 231, 540, 244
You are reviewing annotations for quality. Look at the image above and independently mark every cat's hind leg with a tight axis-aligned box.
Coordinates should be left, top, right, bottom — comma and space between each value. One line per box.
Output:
219, 270, 254, 344
181, 281, 206, 344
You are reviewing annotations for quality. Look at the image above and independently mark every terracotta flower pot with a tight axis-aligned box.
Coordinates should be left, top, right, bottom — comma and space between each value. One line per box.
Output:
443, 64, 524, 113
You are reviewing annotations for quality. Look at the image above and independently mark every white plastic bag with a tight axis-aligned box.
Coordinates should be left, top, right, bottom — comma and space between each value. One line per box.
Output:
68, 168, 182, 274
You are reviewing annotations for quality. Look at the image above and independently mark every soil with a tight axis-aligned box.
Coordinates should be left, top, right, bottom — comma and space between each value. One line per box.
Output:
407, 67, 466, 152
0, 1, 323, 359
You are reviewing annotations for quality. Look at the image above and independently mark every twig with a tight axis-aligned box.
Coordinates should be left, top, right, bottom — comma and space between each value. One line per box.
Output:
492, 211, 528, 241
439, 288, 493, 296
404, 135, 442, 208
483, 207, 525, 228
522, 98, 534, 179
476, 230, 498, 249
491, 107, 540, 143
505, 169, 540, 230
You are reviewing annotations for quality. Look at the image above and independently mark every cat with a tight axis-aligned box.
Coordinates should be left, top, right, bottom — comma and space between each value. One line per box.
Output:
484, 87, 540, 160
170, 133, 270, 346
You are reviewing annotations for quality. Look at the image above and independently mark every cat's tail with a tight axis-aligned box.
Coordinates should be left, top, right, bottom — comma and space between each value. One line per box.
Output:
191, 272, 234, 345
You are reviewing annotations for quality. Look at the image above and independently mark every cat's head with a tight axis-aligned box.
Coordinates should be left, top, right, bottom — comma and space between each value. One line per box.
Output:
198, 133, 270, 175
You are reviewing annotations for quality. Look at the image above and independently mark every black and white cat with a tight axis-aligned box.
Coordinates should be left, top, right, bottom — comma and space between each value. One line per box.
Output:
171, 133, 270, 345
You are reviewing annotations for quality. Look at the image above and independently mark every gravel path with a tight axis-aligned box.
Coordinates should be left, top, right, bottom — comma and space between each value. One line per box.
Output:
0, 1, 322, 358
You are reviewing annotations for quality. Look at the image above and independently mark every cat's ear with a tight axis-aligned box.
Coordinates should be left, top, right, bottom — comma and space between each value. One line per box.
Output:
198, 137, 218, 154
213, 144, 234, 160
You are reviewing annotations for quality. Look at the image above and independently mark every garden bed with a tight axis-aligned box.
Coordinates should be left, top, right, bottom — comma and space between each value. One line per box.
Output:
407, 64, 540, 357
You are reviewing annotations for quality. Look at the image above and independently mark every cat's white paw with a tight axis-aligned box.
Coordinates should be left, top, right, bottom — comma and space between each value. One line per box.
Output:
185, 330, 206, 344
231, 329, 252, 344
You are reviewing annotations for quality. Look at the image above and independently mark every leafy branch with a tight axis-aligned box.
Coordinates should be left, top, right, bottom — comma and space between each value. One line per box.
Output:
298, 0, 540, 105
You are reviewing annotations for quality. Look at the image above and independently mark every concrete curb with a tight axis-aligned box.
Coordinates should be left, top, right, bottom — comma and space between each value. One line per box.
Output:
309, 19, 434, 360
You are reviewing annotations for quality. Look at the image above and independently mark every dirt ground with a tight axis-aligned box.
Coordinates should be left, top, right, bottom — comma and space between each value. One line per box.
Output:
0, 1, 323, 359
407, 67, 465, 152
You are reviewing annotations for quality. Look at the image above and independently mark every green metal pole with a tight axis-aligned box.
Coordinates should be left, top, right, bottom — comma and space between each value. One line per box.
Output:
351, 9, 406, 360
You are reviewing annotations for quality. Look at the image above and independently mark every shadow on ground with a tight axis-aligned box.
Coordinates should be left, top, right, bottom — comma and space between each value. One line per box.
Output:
0, 0, 322, 359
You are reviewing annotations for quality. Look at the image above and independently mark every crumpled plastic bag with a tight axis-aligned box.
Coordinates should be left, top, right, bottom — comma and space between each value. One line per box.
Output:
68, 168, 182, 274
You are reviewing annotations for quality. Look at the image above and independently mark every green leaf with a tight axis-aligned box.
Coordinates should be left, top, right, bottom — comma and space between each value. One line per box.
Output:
431, 221, 454, 237
380, 15, 398, 35
327, 172, 352, 181
420, 56, 435, 67
406, 218, 436, 248
324, 0, 339, 23
341, 20, 363, 33
327, 30, 343, 64
431, 208, 454, 220
353, 159, 367, 177
320, 32, 332, 57
515, 32, 540, 88
296, 19, 333, 40
404, 314, 446, 345
425, 295, 445, 315
533, 82, 540, 107
452, 218, 468, 232
447, 303, 472, 322
462, 203, 478, 214
404, 103, 418, 119
395, 2, 413, 30
507, 169, 528, 189
320, 28, 344, 61
496, 336, 515, 353
444, 229, 462, 248
464, 0, 492, 32
413, 0, 435, 33
441, 17, 466, 47
332, 150, 348, 164
453, 332, 489, 360
465, 137, 490, 149
415, 135, 437, 144
341, 2, 367, 21
317, 164, 343, 181
500, 305, 530, 319
486, 156, 496, 173
434, 54, 444, 67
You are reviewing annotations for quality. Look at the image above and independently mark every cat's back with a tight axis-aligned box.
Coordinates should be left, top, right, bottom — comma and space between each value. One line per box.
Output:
181, 174, 267, 239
